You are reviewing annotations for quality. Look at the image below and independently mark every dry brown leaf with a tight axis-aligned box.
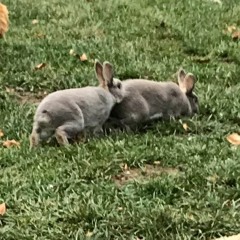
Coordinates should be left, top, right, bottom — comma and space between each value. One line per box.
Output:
226, 133, 240, 145
80, 53, 88, 62
206, 174, 219, 184
0, 3, 9, 38
232, 31, 240, 40
32, 19, 39, 24
5, 87, 15, 93
0, 129, 4, 137
34, 63, 47, 70
0, 203, 6, 215
120, 163, 129, 170
85, 231, 93, 237
33, 33, 46, 39
3, 139, 20, 148
182, 123, 189, 131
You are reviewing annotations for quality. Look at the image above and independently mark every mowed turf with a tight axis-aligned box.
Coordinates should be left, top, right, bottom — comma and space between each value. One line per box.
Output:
1, 0, 240, 239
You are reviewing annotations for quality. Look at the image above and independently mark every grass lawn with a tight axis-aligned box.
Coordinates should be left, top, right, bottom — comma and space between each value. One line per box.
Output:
1, 0, 240, 239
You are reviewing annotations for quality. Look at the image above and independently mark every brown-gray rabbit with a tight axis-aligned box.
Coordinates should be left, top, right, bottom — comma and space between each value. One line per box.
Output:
109, 68, 199, 130
30, 60, 123, 147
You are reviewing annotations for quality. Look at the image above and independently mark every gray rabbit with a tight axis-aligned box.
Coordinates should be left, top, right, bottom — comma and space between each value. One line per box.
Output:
30, 60, 123, 147
109, 68, 199, 130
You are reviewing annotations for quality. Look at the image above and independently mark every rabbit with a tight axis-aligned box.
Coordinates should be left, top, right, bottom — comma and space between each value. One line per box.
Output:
30, 60, 124, 147
109, 68, 199, 130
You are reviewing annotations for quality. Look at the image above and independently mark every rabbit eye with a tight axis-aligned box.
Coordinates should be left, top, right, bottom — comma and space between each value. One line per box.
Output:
117, 83, 121, 89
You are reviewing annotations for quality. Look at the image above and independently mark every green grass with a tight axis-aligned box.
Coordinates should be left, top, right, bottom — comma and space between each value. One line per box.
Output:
1, 0, 240, 239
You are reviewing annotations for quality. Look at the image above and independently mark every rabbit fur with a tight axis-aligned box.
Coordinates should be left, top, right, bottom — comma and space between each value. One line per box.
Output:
109, 68, 199, 129
30, 60, 123, 147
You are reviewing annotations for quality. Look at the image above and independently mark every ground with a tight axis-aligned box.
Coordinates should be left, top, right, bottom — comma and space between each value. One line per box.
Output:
0, 0, 240, 239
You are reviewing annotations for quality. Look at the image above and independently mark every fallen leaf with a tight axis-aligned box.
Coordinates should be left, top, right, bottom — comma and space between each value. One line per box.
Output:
213, 234, 240, 240
0, 129, 4, 137
210, 0, 222, 4
153, 161, 161, 165
33, 33, 46, 39
227, 25, 237, 34
80, 53, 88, 62
182, 123, 189, 131
206, 174, 219, 184
3, 139, 20, 148
5, 87, 15, 93
0, 3, 9, 38
69, 49, 76, 56
120, 163, 129, 170
232, 31, 240, 40
226, 133, 240, 145
32, 19, 39, 24
0, 203, 6, 215
34, 63, 47, 70
85, 231, 93, 237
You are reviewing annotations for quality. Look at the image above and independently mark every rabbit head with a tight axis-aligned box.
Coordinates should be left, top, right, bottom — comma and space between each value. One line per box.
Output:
178, 68, 199, 114
95, 60, 124, 103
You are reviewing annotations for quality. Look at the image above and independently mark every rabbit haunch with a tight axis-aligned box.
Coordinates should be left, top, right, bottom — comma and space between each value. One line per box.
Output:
110, 68, 199, 128
30, 61, 123, 147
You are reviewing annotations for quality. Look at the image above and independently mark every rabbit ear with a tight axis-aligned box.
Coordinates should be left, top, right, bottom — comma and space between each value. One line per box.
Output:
177, 68, 187, 84
103, 61, 114, 85
179, 73, 195, 94
95, 60, 106, 86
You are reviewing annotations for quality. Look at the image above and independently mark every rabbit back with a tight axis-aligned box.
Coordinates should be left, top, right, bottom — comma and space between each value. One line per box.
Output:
111, 79, 191, 123
34, 87, 115, 132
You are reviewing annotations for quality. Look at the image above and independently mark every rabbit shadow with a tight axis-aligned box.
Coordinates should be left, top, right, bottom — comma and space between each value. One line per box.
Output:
103, 116, 200, 137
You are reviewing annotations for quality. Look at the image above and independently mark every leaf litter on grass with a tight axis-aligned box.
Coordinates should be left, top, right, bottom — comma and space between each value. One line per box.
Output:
0, 203, 6, 215
226, 133, 240, 145
213, 234, 240, 240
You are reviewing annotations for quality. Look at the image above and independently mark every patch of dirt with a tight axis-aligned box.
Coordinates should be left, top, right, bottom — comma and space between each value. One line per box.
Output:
5, 87, 47, 105
113, 163, 180, 187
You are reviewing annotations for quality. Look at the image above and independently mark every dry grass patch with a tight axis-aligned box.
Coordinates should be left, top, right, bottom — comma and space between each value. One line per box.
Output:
113, 163, 180, 186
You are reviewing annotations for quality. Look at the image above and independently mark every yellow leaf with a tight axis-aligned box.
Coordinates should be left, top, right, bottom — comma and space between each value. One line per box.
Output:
226, 133, 240, 145
0, 203, 6, 215
80, 53, 88, 62
206, 174, 219, 184
182, 123, 189, 131
5, 87, 15, 93
32, 19, 39, 24
227, 25, 237, 33
85, 231, 93, 237
210, 0, 222, 5
153, 161, 161, 165
34, 63, 47, 70
0, 3, 9, 38
3, 139, 20, 148
0, 129, 4, 138
69, 49, 76, 56
213, 234, 240, 240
